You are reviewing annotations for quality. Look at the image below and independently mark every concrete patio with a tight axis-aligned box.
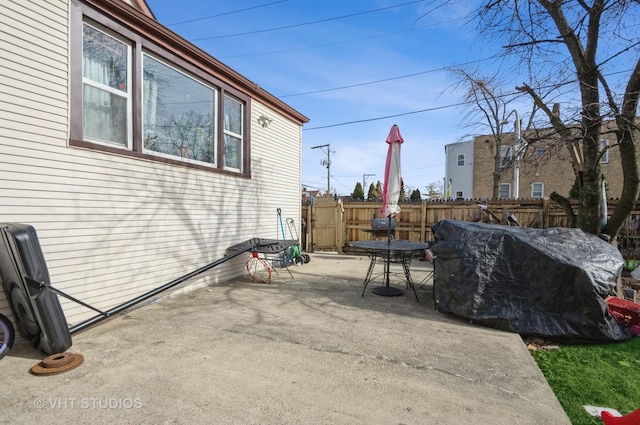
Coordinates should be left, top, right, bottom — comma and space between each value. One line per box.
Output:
0, 252, 570, 424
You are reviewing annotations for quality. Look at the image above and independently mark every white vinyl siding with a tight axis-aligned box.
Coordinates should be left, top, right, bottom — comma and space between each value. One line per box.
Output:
0, 1, 303, 326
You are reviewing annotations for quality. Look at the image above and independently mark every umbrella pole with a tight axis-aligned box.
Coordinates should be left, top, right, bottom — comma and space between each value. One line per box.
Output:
386, 216, 392, 287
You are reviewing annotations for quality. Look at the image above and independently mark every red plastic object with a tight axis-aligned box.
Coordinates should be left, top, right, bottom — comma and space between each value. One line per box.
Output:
606, 297, 640, 327
601, 408, 640, 425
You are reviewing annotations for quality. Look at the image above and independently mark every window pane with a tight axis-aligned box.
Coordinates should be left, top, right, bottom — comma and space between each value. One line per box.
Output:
83, 85, 127, 146
500, 146, 512, 168
600, 139, 609, 164
223, 96, 243, 171
224, 134, 242, 169
224, 97, 242, 135
499, 184, 510, 199
83, 24, 128, 91
533, 147, 545, 157
457, 154, 464, 166
82, 23, 130, 146
532, 183, 543, 198
143, 55, 215, 164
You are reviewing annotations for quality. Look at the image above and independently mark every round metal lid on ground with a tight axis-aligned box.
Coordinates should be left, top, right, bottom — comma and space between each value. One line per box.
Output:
31, 352, 84, 376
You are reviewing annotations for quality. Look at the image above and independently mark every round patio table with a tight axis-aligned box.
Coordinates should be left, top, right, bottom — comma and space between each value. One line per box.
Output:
349, 240, 429, 300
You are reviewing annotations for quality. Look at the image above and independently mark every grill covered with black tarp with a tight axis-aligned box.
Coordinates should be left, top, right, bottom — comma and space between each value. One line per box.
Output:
431, 219, 631, 343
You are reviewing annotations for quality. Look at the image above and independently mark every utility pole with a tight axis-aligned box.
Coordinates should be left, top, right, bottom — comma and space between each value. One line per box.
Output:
311, 144, 334, 194
363, 173, 375, 196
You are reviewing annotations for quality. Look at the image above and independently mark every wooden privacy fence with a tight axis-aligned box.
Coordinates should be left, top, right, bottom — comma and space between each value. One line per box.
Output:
301, 197, 640, 259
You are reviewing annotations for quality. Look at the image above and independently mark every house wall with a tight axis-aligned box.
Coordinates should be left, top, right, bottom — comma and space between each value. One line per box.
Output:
472, 122, 626, 200
0, 0, 303, 326
444, 140, 474, 200
473, 132, 578, 199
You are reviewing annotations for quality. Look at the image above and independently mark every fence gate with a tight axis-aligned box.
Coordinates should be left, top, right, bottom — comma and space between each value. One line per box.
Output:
309, 198, 344, 253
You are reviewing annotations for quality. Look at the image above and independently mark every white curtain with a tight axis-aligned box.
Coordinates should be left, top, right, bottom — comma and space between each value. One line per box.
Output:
83, 56, 112, 141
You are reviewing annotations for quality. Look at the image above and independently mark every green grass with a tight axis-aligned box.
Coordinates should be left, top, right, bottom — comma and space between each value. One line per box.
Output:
531, 336, 640, 424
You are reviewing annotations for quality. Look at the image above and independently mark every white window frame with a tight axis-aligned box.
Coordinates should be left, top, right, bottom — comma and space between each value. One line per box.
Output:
532, 182, 544, 198
223, 95, 244, 173
141, 53, 218, 167
82, 22, 132, 149
457, 154, 465, 166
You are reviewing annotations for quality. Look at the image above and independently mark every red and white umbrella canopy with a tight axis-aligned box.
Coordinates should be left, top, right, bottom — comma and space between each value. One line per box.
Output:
381, 124, 404, 218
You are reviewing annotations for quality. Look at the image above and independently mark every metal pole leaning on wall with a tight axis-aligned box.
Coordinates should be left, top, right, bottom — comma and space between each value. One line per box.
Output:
67, 246, 255, 334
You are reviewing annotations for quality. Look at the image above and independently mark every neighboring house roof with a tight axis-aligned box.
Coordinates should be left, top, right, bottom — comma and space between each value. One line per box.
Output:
87, 0, 309, 125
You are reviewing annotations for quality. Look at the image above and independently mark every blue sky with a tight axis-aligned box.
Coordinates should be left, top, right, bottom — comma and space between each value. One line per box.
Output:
146, 0, 506, 196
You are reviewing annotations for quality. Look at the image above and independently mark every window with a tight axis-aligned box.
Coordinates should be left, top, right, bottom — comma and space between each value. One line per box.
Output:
82, 23, 131, 147
457, 154, 465, 166
500, 146, 512, 168
532, 182, 544, 198
455, 191, 464, 200
533, 146, 545, 158
72, 15, 250, 175
142, 54, 216, 164
600, 139, 609, 164
499, 183, 511, 199
223, 96, 243, 171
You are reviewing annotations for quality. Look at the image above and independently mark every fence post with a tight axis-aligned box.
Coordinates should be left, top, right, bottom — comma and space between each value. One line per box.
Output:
336, 200, 345, 254
421, 201, 427, 242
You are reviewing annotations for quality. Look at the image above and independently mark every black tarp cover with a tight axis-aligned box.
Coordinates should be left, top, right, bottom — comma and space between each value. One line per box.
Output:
431, 219, 631, 342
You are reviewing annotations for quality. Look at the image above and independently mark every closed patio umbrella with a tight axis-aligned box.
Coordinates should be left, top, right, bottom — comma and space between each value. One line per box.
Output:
381, 124, 404, 241
375, 124, 405, 296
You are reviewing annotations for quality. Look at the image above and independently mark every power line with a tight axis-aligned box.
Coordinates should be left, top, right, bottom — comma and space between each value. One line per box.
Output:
191, 0, 427, 41
303, 102, 470, 130
278, 55, 505, 98
301, 68, 635, 131
165, 0, 288, 26
219, 20, 459, 59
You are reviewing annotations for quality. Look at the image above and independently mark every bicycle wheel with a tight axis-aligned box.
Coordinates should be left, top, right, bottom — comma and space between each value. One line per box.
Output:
245, 254, 271, 284
0, 313, 15, 360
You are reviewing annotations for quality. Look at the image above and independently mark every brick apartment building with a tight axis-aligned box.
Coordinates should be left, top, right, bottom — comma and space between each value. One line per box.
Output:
446, 121, 626, 200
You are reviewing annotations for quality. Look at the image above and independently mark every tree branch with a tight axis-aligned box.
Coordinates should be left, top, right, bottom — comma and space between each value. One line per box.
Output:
550, 191, 576, 227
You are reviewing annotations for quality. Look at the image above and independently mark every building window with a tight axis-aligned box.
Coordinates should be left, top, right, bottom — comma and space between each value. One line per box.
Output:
455, 191, 464, 200
500, 146, 512, 168
223, 95, 244, 171
71, 14, 250, 175
143, 54, 216, 164
532, 182, 544, 198
600, 139, 609, 164
82, 23, 131, 147
457, 154, 465, 166
533, 146, 545, 157
499, 183, 511, 199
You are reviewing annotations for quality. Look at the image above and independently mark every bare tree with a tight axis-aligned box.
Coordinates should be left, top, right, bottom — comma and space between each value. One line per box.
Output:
424, 181, 443, 200
471, 0, 640, 239
448, 70, 537, 198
